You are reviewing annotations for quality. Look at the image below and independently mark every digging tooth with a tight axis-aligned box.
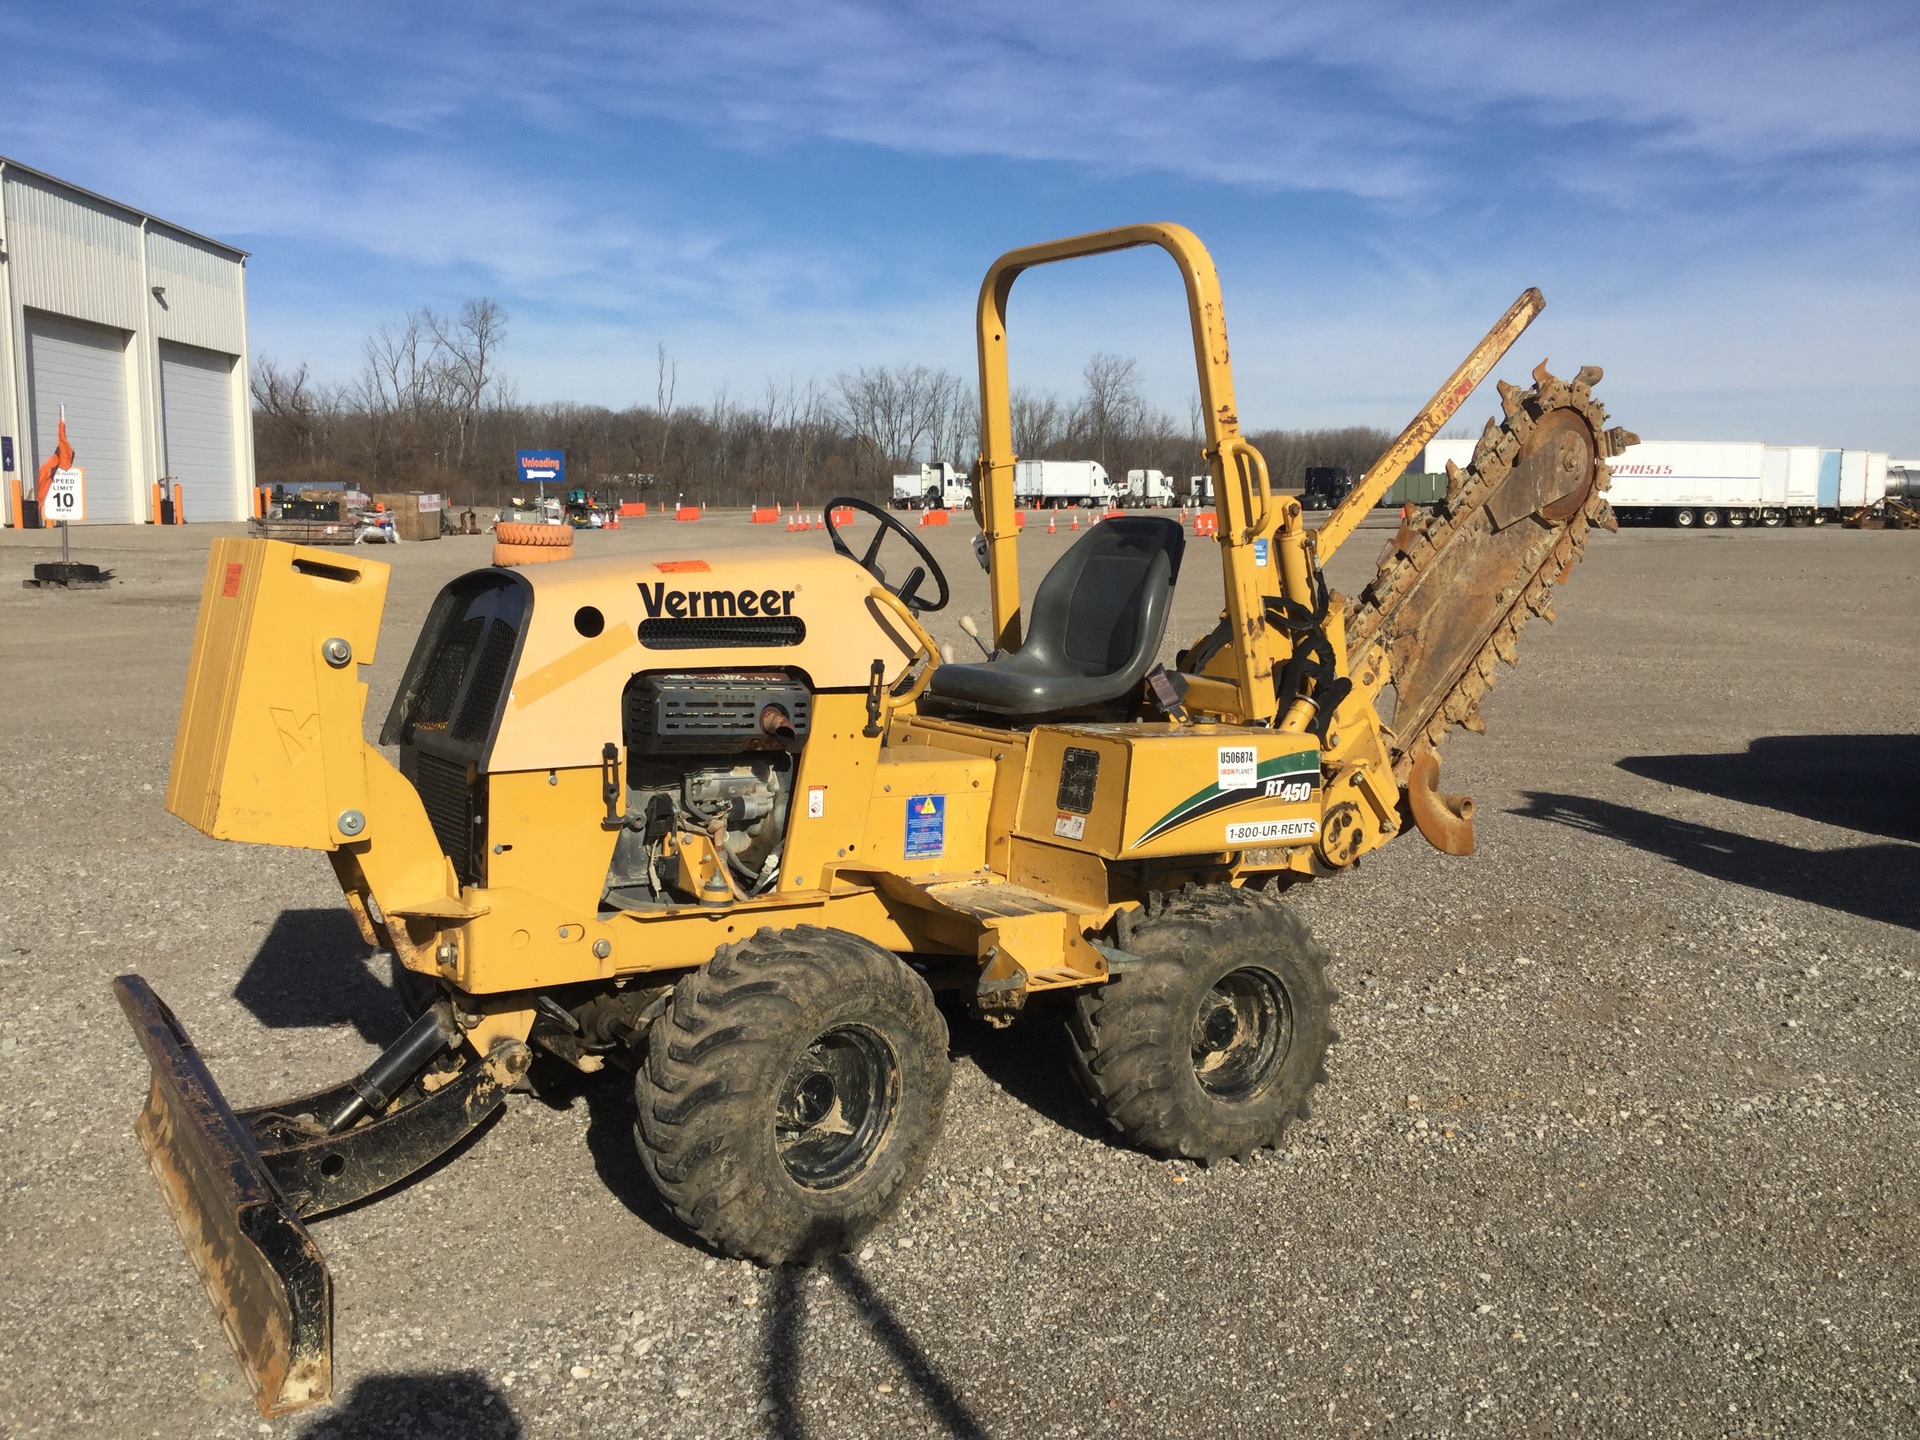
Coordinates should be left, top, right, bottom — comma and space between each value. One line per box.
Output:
1497, 379, 1523, 418
1574, 364, 1603, 394
1606, 426, 1639, 457
1463, 706, 1486, 734
1531, 359, 1552, 386
1493, 630, 1518, 665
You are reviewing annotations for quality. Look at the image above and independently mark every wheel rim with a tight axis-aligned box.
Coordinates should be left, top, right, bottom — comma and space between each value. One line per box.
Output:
1190, 968, 1293, 1102
775, 1024, 898, 1189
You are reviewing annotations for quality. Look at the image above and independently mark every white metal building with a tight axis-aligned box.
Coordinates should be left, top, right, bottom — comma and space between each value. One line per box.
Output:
0, 158, 254, 525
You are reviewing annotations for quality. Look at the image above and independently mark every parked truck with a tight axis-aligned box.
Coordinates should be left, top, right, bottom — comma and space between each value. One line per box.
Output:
1122, 469, 1176, 507
891, 461, 971, 510
1013, 459, 1114, 508
1302, 466, 1354, 511
1607, 442, 1889, 528
1188, 473, 1213, 506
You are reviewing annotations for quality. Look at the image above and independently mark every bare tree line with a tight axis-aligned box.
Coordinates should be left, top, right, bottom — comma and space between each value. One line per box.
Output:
252, 297, 1400, 507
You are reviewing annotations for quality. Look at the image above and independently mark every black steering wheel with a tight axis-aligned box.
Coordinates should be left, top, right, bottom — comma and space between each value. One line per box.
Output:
822, 495, 950, 614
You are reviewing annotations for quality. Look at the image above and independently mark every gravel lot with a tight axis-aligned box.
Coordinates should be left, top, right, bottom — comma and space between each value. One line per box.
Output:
1, 509, 1915, 1439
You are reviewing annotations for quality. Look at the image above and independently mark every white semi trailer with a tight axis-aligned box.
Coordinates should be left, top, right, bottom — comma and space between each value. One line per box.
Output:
1013, 459, 1114, 508
1433, 436, 1889, 528
1607, 441, 1773, 528
1421, 438, 1479, 474
1571, 441, 1881, 529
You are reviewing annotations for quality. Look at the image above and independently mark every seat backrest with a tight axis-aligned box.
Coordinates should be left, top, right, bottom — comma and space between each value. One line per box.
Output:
1026, 517, 1186, 677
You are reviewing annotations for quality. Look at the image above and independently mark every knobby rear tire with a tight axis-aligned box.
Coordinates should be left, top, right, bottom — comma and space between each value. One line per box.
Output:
634, 926, 950, 1263
1067, 886, 1337, 1162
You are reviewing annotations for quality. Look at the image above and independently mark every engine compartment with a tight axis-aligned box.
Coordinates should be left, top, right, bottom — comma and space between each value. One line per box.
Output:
602, 671, 812, 909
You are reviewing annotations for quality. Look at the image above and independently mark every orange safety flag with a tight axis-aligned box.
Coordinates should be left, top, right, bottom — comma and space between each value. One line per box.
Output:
37, 415, 74, 508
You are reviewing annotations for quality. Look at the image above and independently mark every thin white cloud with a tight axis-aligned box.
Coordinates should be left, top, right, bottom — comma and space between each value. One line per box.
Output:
233, 1, 1918, 204
1, 72, 849, 320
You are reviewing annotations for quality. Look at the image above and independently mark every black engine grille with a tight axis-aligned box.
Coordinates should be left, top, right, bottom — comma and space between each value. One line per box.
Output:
638, 616, 805, 650
625, 672, 812, 754
411, 751, 479, 884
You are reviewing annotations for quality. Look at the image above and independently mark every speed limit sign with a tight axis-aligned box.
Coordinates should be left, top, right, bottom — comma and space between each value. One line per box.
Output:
43, 466, 85, 522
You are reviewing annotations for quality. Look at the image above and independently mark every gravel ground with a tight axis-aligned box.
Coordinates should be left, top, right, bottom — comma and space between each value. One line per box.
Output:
0, 509, 1915, 1439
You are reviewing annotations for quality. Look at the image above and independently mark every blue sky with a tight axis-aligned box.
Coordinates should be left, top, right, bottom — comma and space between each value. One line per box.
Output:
6, 1, 1917, 450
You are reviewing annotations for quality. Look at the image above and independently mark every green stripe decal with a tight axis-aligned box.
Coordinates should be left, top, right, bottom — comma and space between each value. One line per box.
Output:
1130, 751, 1320, 850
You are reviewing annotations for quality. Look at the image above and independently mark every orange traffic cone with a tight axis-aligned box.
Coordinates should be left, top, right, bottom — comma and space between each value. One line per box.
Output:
1070, 512, 1079, 531
1047, 512, 1056, 533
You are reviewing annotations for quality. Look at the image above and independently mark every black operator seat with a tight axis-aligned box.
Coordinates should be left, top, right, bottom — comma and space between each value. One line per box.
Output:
925, 516, 1186, 719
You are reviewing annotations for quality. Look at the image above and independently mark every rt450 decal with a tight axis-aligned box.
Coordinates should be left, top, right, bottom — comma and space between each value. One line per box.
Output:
1130, 751, 1320, 850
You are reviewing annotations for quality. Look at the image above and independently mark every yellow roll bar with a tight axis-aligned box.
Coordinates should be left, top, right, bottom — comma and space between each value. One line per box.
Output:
972, 223, 1289, 723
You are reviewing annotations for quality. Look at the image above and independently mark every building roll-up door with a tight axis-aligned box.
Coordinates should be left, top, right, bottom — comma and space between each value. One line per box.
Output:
25, 311, 134, 524
159, 342, 239, 522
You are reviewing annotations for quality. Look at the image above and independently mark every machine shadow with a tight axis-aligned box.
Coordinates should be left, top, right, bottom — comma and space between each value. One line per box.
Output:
943, 999, 1109, 1144
232, 908, 409, 1047
532, 1055, 707, 1250
1618, 734, 1920, 844
1514, 791, 1920, 930
296, 1368, 520, 1439
762, 1259, 991, 1440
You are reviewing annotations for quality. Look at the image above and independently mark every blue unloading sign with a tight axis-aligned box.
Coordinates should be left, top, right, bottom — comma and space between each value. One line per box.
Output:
517, 450, 565, 487
904, 794, 945, 860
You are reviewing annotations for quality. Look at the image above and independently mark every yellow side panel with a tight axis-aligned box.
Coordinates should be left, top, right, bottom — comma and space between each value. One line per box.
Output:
1117, 729, 1321, 858
490, 548, 922, 774
1014, 723, 1321, 860
167, 540, 389, 849
781, 693, 883, 891
1014, 729, 1133, 854
891, 716, 1031, 878
453, 887, 924, 992
486, 768, 620, 916
863, 746, 995, 877
1007, 837, 1111, 910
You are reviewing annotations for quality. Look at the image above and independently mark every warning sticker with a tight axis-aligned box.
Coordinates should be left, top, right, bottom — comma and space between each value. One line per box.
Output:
904, 794, 945, 859
1226, 818, 1318, 844
807, 786, 826, 819
1053, 812, 1086, 840
1217, 745, 1258, 791
1253, 537, 1270, 568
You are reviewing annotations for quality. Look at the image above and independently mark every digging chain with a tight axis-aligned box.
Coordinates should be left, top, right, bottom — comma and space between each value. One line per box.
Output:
1344, 362, 1637, 772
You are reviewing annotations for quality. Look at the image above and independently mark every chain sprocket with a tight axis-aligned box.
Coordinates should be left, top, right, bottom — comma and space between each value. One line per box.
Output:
1346, 361, 1636, 773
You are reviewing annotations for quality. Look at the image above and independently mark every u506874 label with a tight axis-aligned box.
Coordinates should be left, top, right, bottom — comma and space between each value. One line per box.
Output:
1226, 818, 1317, 844
1217, 745, 1258, 791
